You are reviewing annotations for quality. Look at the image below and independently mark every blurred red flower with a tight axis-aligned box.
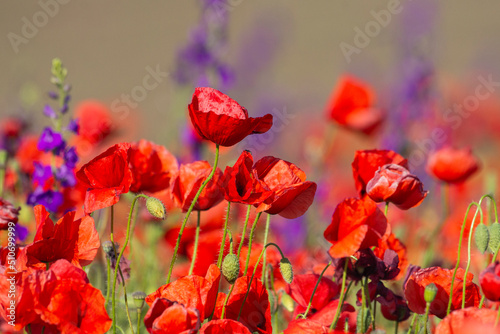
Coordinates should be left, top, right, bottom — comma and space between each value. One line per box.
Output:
253, 156, 317, 219
435, 307, 499, 334
479, 261, 500, 302
188, 87, 273, 147
26, 205, 100, 268
74, 100, 113, 146
352, 149, 408, 196
324, 197, 390, 259
76, 142, 133, 213
199, 319, 252, 334
427, 147, 480, 183
404, 267, 481, 319
143, 298, 200, 334
16, 136, 45, 174
129, 139, 178, 193
170, 161, 224, 212
0, 198, 20, 230
366, 164, 428, 210
284, 319, 346, 333
326, 75, 383, 135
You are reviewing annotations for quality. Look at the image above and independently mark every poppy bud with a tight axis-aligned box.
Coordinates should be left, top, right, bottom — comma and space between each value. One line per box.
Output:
474, 223, 490, 254
279, 258, 294, 284
102, 241, 119, 260
424, 283, 438, 303
222, 253, 240, 284
132, 291, 146, 309
146, 197, 166, 220
281, 292, 295, 312
489, 222, 500, 253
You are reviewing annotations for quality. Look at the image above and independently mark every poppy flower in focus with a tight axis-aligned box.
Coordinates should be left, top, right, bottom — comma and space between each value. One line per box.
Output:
377, 290, 411, 322
479, 261, 500, 302
253, 156, 317, 219
129, 139, 179, 193
286, 274, 340, 315
143, 298, 200, 334
170, 161, 224, 212
404, 267, 481, 319
76, 142, 133, 213
222, 150, 273, 205
199, 319, 252, 334
188, 87, 273, 147
0, 198, 20, 230
352, 149, 408, 196
366, 164, 428, 210
324, 197, 390, 259
26, 205, 100, 268
326, 75, 383, 135
284, 319, 345, 334
373, 233, 408, 280
435, 307, 499, 334
427, 147, 480, 183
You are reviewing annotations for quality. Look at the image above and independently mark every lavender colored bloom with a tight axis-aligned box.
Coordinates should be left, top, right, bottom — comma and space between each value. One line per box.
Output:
15, 224, 29, 242
43, 104, 57, 118
67, 118, 79, 134
37, 127, 65, 154
27, 187, 44, 206
48, 91, 59, 99
63, 146, 78, 168
33, 162, 53, 185
36, 189, 63, 212
61, 103, 69, 114
55, 164, 76, 187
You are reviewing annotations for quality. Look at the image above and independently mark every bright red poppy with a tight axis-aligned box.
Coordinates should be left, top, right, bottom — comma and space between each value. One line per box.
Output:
222, 150, 273, 205
252, 156, 317, 219
74, 100, 113, 146
170, 161, 224, 212
199, 319, 252, 334
427, 147, 480, 183
435, 307, 498, 334
286, 274, 340, 315
373, 233, 408, 280
404, 267, 481, 319
143, 298, 200, 334
129, 139, 179, 193
284, 319, 346, 334
324, 197, 390, 259
479, 261, 500, 302
325, 75, 383, 135
188, 87, 273, 147
0, 198, 20, 230
366, 164, 428, 210
26, 205, 100, 268
352, 149, 408, 196
76, 142, 133, 213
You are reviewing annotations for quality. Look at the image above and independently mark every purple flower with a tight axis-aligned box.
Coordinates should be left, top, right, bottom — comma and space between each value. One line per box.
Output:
55, 164, 76, 187
61, 104, 69, 114
37, 190, 63, 212
63, 146, 78, 168
33, 162, 53, 185
15, 224, 29, 242
37, 127, 65, 154
43, 105, 57, 118
67, 118, 79, 134
48, 91, 59, 100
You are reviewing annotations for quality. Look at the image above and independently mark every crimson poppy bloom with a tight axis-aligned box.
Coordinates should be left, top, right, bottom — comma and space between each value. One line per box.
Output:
143, 298, 200, 334
352, 149, 408, 196
74, 100, 113, 146
427, 147, 480, 183
0, 198, 20, 230
377, 291, 411, 322
188, 87, 273, 147
479, 261, 500, 302
284, 319, 345, 334
146, 264, 221, 320
252, 156, 317, 219
435, 307, 498, 334
324, 197, 390, 259
129, 139, 179, 193
222, 150, 273, 205
26, 205, 100, 268
366, 164, 428, 210
373, 233, 408, 280
199, 319, 252, 334
170, 161, 224, 212
76, 142, 133, 213
326, 75, 383, 135
404, 267, 481, 319
286, 274, 340, 314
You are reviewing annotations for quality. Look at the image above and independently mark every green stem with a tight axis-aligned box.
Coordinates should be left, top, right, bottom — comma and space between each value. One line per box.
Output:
217, 201, 231, 268
384, 201, 389, 216
167, 144, 220, 283
137, 308, 141, 334
106, 257, 111, 303
237, 205, 252, 259
221, 283, 235, 319
299, 261, 331, 319
26, 324, 32, 334
423, 302, 431, 334
189, 211, 201, 275
495, 305, 500, 327
407, 313, 417, 334
243, 212, 262, 276
395, 320, 399, 334
261, 214, 271, 282
462, 204, 483, 308
129, 207, 140, 255
330, 259, 349, 330
0, 150, 7, 198
372, 298, 377, 330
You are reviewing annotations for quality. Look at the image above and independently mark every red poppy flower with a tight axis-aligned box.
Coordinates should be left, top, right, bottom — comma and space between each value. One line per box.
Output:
199, 319, 252, 334
74, 100, 113, 145
366, 164, 428, 210
76, 142, 133, 213
129, 139, 178, 193
146, 264, 221, 320
214, 276, 272, 334
170, 161, 224, 212
286, 274, 340, 314
427, 147, 480, 183
305, 300, 356, 332
324, 197, 390, 259
325, 75, 383, 135
0, 198, 20, 230
352, 149, 408, 196
435, 307, 498, 334
238, 243, 280, 282
143, 298, 200, 334
26, 205, 100, 268
188, 87, 273, 147
252, 156, 317, 219
222, 150, 273, 205
15, 136, 45, 174
404, 267, 481, 319
377, 291, 411, 322
373, 233, 408, 280
479, 261, 500, 302
284, 319, 345, 334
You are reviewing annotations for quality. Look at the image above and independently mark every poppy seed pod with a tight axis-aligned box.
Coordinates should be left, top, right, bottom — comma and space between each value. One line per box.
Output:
474, 223, 490, 254
222, 253, 240, 284
132, 291, 147, 309
489, 222, 500, 253
280, 257, 294, 284
146, 196, 166, 220
281, 292, 295, 312
424, 283, 438, 303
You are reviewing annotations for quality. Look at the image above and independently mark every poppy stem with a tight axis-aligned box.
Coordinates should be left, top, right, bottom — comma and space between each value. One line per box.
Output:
495, 305, 500, 327
189, 211, 201, 275
394, 320, 399, 334
237, 204, 252, 259
447, 201, 480, 316
0, 150, 6, 198
462, 204, 483, 308
330, 259, 349, 330
423, 302, 431, 334
298, 261, 331, 319
136, 308, 141, 334
217, 201, 232, 268
128, 206, 140, 255
407, 312, 417, 333
261, 214, 271, 282
166, 144, 220, 284
105, 257, 111, 303
220, 283, 235, 319
384, 202, 389, 216
243, 212, 262, 276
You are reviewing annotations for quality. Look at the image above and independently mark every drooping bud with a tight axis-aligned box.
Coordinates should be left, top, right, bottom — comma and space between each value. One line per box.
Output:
279, 257, 294, 284
146, 197, 166, 220
474, 223, 490, 254
489, 222, 500, 253
424, 283, 438, 303
132, 291, 146, 309
281, 292, 295, 312
222, 253, 240, 284
102, 241, 119, 260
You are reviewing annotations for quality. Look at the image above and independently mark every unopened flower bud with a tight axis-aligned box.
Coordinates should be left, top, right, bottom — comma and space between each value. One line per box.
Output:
102, 241, 119, 259
146, 197, 166, 220
281, 292, 295, 312
489, 222, 500, 253
222, 253, 240, 284
474, 223, 490, 254
279, 258, 293, 284
424, 283, 438, 303
132, 291, 146, 309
